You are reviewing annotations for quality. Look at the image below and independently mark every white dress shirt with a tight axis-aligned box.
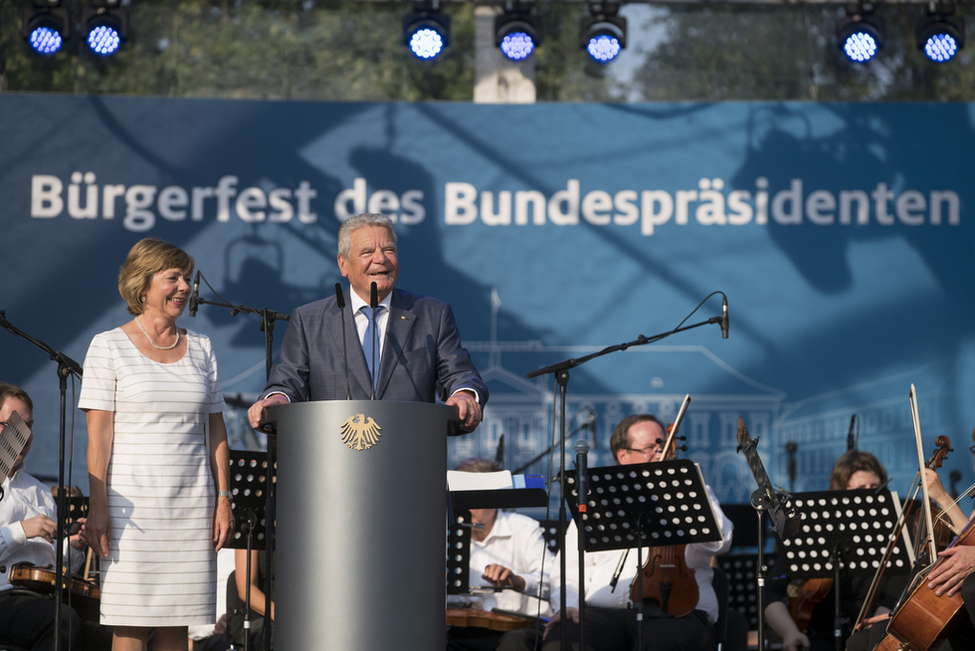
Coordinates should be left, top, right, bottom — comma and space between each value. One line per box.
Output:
448, 511, 555, 618
0, 469, 86, 592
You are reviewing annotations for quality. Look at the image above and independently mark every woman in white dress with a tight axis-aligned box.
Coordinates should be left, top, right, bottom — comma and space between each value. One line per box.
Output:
79, 238, 233, 651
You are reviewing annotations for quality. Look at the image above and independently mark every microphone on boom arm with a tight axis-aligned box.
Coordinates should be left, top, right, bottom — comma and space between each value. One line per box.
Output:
369, 282, 379, 401
189, 271, 201, 317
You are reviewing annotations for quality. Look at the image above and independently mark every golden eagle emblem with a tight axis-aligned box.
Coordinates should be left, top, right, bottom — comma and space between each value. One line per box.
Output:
340, 413, 382, 451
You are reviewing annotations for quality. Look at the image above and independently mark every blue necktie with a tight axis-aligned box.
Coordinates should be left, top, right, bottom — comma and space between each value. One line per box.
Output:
362, 306, 383, 389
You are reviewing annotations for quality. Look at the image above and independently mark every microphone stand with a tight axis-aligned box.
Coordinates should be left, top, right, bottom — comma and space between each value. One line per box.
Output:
525, 309, 725, 651
189, 276, 289, 651
0, 311, 84, 651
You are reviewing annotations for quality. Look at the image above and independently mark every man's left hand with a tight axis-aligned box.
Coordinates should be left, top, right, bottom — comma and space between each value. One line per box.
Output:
447, 391, 481, 432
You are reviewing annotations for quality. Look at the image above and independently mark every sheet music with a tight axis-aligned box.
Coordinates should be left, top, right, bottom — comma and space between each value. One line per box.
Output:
447, 469, 513, 491
0, 411, 31, 479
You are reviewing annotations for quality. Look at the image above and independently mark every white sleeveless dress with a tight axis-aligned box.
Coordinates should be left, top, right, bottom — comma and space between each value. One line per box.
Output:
79, 327, 226, 626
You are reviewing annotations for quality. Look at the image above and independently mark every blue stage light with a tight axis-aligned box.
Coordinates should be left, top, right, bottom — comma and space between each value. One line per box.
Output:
403, 6, 450, 61
22, 4, 68, 57
28, 23, 64, 56
580, 6, 626, 65
917, 11, 965, 63
82, 2, 129, 58
837, 12, 884, 64
495, 11, 542, 61
87, 22, 122, 56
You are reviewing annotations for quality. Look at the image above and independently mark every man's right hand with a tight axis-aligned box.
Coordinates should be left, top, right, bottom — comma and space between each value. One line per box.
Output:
20, 514, 56, 543
247, 394, 289, 429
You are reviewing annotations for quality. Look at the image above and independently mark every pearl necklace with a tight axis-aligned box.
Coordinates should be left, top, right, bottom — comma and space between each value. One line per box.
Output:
135, 318, 180, 351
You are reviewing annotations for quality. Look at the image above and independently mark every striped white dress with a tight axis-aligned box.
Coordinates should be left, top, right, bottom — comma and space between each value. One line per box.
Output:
78, 327, 226, 627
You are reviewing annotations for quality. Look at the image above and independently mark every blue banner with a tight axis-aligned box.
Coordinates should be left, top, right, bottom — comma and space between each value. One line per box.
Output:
2, 95, 974, 509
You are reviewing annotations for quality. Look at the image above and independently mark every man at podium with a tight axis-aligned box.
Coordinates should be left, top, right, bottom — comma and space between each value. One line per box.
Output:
247, 212, 487, 431
521, 413, 733, 651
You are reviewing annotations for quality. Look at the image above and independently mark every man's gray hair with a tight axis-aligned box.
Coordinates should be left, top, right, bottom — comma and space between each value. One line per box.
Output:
337, 213, 397, 259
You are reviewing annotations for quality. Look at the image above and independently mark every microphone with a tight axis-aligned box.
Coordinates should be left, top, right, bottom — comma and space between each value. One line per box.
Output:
847, 414, 857, 451
335, 283, 351, 400
369, 282, 379, 401
189, 271, 201, 317
720, 294, 729, 339
574, 440, 590, 513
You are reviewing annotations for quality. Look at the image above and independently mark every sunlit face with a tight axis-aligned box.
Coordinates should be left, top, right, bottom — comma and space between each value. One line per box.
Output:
616, 419, 667, 466
142, 267, 191, 321
1, 397, 34, 478
847, 470, 883, 491
337, 226, 399, 303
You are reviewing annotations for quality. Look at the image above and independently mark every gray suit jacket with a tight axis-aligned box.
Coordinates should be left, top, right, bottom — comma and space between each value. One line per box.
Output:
263, 288, 488, 405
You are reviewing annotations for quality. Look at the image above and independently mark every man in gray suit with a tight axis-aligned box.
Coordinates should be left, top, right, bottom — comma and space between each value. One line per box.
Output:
247, 213, 487, 432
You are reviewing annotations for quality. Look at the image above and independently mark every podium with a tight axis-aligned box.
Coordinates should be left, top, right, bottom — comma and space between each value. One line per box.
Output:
268, 400, 458, 650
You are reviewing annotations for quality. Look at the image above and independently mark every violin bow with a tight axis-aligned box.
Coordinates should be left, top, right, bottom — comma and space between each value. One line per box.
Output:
910, 384, 939, 565
660, 394, 691, 458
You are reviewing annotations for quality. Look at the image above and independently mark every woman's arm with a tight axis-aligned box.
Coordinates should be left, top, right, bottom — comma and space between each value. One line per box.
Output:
208, 412, 233, 551
85, 409, 114, 558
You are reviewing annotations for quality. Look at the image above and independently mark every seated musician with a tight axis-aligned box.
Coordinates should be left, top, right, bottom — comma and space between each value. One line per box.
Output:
447, 457, 555, 651
0, 382, 111, 650
766, 449, 907, 651
514, 414, 733, 651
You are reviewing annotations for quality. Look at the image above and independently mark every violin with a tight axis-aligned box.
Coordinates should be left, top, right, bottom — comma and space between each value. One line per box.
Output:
446, 608, 533, 632
628, 395, 699, 617
8, 562, 100, 623
787, 577, 833, 633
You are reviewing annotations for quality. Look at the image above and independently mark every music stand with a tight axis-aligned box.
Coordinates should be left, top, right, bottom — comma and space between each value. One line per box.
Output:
781, 488, 913, 651
228, 450, 276, 651
447, 510, 473, 596
0, 412, 30, 484
564, 459, 722, 650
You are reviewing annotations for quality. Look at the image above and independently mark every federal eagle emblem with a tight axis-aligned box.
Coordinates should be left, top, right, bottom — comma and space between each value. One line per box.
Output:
340, 413, 382, 451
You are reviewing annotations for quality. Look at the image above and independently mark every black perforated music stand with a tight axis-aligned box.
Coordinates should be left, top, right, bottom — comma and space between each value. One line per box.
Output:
228, 450, 276, 651
783, 488, 913, 651
782, 488, 913, 580
564, 459, 722, 651
447, 510, 473, 596
564, 459, 723, 550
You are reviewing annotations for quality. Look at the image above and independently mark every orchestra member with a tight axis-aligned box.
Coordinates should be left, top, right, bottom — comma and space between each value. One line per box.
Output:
80, 238, 233, 651
766, 450, 897, 651
524, 414, 733, 651
448, 458, 555, 651
0, 382, 111, 650
247, 212, 487, 432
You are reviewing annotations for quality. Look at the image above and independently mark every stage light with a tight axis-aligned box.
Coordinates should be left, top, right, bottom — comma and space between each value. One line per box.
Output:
836, 7, 884, 63
580, 3, 626, 64
403, 2, 450, 60
916, 4, 964, 63
495, 7, 542, 61
82, 0, 129, 57
21, 0, 68, 57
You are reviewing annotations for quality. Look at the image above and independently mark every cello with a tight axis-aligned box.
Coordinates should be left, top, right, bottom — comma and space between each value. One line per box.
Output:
868, 389, 974, 651
628, 395, 700, 617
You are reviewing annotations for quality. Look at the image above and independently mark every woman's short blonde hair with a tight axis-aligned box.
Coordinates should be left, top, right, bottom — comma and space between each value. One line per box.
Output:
118, 238, 194, 316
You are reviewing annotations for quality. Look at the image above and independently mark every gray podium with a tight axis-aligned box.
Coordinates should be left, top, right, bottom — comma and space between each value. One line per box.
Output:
268, 400, 457, 650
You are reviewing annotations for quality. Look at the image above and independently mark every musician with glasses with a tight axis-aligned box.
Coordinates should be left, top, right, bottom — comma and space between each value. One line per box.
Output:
0, 382, 111, 650
521, 413, 733, 651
